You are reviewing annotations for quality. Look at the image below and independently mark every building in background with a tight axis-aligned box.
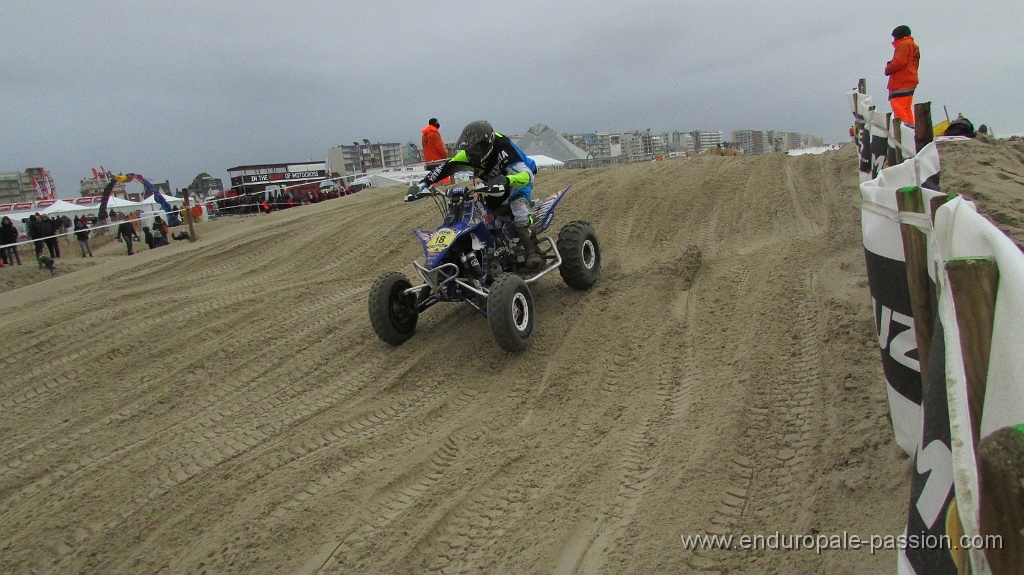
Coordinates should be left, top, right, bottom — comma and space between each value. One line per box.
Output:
692, 131, 724, 154
732, 130, 771, 155
731, 130, 825, 154
664, 131, 696, 154
802, 134, 825, 148
0, 171, 31, 203
564, 132, 614, 158
188, 173, 224, 197
619, 130, 655, 161
327, 141, 405, 178
1, 167, 57, 203
324, 125, 826, 175
80, 172, 125, 198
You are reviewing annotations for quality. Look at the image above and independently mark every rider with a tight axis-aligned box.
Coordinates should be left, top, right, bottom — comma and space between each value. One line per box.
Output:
407, 120, 542, 270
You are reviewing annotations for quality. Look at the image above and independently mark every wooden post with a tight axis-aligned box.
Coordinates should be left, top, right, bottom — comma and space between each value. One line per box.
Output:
896, 185, 934, 384
945, 257, 999, 445
977, 425, 1024, 574
182, 191, 198, 242
891, 114, 904, 165
930, 193, 956, 223
914, 101, 933, 153
854, 79, 867, 148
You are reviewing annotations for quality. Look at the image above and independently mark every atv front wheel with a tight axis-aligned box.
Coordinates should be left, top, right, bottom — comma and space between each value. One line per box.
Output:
487, 273, 534, 352
556, 221, 601, 290
369, 271, 419, 345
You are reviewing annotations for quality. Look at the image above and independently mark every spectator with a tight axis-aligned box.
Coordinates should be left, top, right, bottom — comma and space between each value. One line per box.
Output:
143, 226, 155, 250
37, 254, 56, 274
40, 214, 61, 259
117, 220, 140, 255
422, 118, 448, 166
172, 230, 190, 241
153, 216, 170, 246
1, 215, 22, 266
28, 214, 45, 258
885, 25, 921, 126
422, 117, 451, 184
74, 216, 94, 257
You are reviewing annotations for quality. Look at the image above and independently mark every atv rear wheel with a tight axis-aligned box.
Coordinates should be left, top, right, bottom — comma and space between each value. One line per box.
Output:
556, 221, 601, 290
487, 273, 534, 352
368, 271, 419, 345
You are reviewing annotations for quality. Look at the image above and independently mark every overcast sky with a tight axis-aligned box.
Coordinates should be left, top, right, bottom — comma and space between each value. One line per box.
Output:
3, 1, 1021, 199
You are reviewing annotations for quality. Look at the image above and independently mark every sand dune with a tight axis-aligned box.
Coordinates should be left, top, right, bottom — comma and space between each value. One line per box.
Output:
2, 139, 1021, 574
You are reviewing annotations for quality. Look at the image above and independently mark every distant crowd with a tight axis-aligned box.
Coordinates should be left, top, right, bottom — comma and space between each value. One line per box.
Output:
215, 186, 351, 216
1, 183, 357, 271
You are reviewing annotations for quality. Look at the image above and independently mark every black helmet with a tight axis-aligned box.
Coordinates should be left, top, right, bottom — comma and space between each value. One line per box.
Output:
457, 120, 495, 164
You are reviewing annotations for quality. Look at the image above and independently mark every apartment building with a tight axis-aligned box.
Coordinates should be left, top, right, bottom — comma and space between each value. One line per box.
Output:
665, 131, 695, 153
563, 132, 613, 158
328, 141, 406, 177
732, 130, 821, 154
692, 131, 724, 153
0, 168, 56, 202
0, 171, 30, 203
732, 130, 771, 155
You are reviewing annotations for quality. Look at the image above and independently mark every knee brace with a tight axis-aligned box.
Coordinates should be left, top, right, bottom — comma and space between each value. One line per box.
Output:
510, 197, 532, 228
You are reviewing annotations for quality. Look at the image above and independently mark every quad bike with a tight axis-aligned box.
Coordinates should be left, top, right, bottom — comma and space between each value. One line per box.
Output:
369, 183, 601, 352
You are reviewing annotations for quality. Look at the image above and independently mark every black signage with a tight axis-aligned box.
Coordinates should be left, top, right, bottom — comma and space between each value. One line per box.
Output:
230, 169, 327, 187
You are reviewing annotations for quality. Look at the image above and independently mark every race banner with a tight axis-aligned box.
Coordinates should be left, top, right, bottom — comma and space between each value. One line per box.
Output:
898, 309, 960, 574
862, 148, 1024, 574
929, 196, 1024, 573
860, 145, 958, 575
849, 90, 891, 182
859, 143, 942, 456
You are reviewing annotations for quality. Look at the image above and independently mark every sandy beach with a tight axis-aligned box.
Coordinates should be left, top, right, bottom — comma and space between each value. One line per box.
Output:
1, 138, 1022, 574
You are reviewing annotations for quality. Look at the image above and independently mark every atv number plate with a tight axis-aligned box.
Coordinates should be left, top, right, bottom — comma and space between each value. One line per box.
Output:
427, 228, 457, 253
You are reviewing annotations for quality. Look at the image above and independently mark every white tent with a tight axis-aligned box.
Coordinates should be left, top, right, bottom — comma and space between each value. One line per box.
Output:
40, 200, 91, 215
351, 174, 410, 188
105, 196, 143, 208
144, 193, 183, 206
530, 154, 565, 168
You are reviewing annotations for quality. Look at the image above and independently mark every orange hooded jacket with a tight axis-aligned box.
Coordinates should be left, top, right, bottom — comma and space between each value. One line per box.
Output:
885, 36, 920, 97
421, 124, 448, 164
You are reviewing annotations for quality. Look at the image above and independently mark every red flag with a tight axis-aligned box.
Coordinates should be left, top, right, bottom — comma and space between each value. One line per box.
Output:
41, 169, 55, 199
30, 176, 44, 199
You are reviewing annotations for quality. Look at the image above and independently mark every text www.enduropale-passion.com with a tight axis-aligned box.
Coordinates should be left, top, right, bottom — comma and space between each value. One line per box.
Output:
680, 531, 1003, 555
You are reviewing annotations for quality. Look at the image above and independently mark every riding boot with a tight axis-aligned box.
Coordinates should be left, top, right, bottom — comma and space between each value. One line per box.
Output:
514, 226, 543, 271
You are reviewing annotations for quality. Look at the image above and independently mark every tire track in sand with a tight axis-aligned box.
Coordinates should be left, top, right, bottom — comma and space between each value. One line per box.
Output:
685, 269, 824, 572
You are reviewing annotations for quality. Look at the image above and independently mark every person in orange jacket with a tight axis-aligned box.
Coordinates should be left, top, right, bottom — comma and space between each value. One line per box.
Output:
885, 25, 920, 126
422, 118, 450, 184
421, 118, 448, 168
